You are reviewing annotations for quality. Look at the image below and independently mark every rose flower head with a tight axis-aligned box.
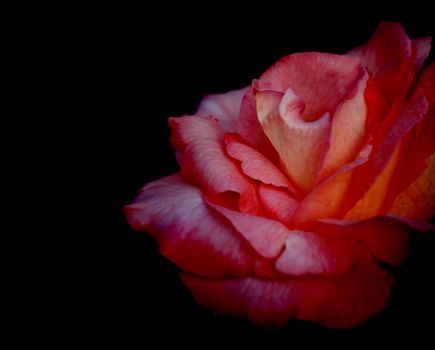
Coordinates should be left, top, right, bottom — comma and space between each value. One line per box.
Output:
125, 22, 435, 329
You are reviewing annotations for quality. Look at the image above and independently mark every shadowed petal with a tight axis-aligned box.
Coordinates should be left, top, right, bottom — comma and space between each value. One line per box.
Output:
205, 199, 288, 258
182, 263, 394, 329
125, 174, 255, 278
196, 87, 249, 132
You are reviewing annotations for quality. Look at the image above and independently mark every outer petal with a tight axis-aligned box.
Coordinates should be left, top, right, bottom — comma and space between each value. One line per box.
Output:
340, 87, 429, 218
389, 153, 435, 221
170, 116, 259, 214
275, 230, 372, 276
309, 218, 410, 266
347, 21, 411, 75
125, 174, 255, 278
196, 87, 249, 132
411, 37, 432, 70
182, 263, 394, 329
348, 22, 429, 104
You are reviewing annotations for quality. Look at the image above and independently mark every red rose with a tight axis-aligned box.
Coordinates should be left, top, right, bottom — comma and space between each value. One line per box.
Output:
125, 22, 435, 328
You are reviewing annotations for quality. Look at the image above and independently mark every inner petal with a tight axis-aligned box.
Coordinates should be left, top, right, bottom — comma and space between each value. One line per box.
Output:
256, 88, 330, 193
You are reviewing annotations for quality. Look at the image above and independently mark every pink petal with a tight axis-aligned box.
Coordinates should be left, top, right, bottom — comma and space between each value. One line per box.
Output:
125, 174, 255, 278
237, 87, 279, 161
205, 199, 288, 258
255, 88, 330, 193
169, 116, 259, 214
258, 184, 298, 225
319, 71, 369, 180
255, 52, 361, 120
412, 37, 432, 70
275, 230, 372, 276
196, 87, 249, 132
224, 133, 294, 190
182, 263, 394, 329
169, 115, 223, 150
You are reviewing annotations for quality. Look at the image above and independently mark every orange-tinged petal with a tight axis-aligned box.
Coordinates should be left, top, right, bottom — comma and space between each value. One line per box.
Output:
389, 153, 435, 221
256, 88, 330, 193
345, 141, 402, 220
319, 72, 369, 180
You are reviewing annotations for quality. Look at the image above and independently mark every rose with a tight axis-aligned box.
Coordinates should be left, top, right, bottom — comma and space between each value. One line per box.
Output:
125, 22, 435, 329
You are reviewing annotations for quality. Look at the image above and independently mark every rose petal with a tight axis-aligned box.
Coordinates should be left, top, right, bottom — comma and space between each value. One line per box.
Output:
347, 21, 411, 75
340, 87, 429, 218
275, 230, 372, 276
255, 52, 361, 120
311, 218, 410, 266
293, 144, 372, 222
125, 174, 255, 278
258, 184, 298, 225
170, 116, 259, 214
224, 133, 295, 190
237, 87, 279, 161
411, 37, 432, 70
196, 87, 249, 132
256, 88, 330, 193
347, 22, 429, 105
182, 263, 394, 329
205, 199, 288, 258
419, 62, 435, 105
344, 140, 402, 220
389, 153, 435, 221
319, 71, 369, 180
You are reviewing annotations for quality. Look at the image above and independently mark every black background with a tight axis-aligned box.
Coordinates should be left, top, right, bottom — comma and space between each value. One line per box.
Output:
87, 5, 435, 345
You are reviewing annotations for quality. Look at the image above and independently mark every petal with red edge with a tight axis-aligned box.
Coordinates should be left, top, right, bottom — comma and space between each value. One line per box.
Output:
170, 116, 259, 214
308, 218, 410, 266
125, 174, 255, 278
259, 184, 298, 225
196, 87, 249, 132
347, 21, 411, 75
419, 62, 435, 105
345, 140, 402, 220
205, 199, 288, 258
255, 52, 361, 119
224, 134, 294, 190
237, 87, 279, 161
319, 71, 368, 180
340, 88, 429, 217
275, 230, 372, 276
182, 263, 394, 329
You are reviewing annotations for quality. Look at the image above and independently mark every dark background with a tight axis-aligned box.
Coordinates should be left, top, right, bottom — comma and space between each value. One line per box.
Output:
87, 5, 435, 345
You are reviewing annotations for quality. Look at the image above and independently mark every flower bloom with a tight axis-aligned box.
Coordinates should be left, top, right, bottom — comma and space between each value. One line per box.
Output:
125, 22, 435, 328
